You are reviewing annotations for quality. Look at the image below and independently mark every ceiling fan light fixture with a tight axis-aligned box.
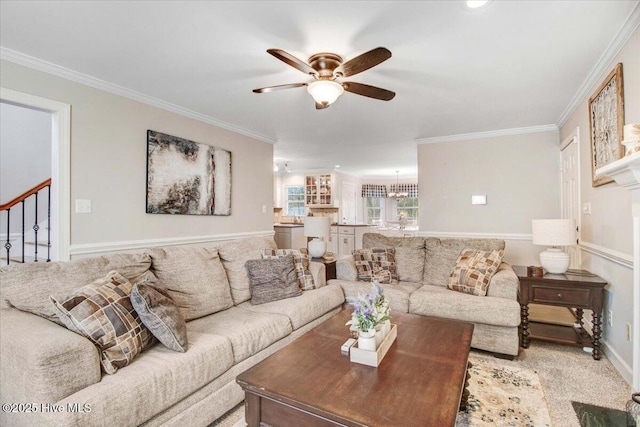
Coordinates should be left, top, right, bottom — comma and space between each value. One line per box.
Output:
307, 80, 344, 106
466, 0, 490, 9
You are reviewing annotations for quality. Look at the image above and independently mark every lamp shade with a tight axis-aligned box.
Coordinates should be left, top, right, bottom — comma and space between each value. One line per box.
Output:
531, 219, 576, 247
304, 216, 330, 238
307, 80, 344, 106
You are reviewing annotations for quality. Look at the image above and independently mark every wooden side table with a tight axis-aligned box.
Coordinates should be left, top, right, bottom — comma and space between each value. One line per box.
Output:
310, 257, 337, 281
514, 265, 607, 360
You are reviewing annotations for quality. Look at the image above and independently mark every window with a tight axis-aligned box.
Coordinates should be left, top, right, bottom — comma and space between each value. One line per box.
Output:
285, 186, 305, 216
365, 197, 384, 224
396, 197, 418, 221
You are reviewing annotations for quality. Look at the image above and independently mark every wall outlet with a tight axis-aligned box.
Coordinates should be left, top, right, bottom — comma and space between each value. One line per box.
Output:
627, 324, 632, 342
582, 202, 592, 215
75, 199, 92, 214
261, 205, 267, 214
607, 310, 613, 327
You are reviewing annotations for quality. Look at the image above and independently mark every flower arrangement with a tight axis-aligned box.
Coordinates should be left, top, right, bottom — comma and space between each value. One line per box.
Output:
346, 282, 391, 334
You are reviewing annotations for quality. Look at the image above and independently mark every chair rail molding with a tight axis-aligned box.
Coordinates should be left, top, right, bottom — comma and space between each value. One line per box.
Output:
596, 151, 640, 392
579, 240, 634, 269
69, 230, 275, 257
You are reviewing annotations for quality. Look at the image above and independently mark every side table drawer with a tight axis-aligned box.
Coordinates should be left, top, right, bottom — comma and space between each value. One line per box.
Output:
531, 286, 590, 307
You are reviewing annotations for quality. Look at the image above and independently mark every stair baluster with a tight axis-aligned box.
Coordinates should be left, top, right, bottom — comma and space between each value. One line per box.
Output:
4, 209, 10, 265
47, 184, 51, 262
33, 191, 39, 262
21, 200, 25, 264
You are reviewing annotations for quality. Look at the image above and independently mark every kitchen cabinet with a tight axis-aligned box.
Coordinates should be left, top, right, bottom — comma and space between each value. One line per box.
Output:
305, 174, 333, 207
273, 225, 306, 250
328, 226, 339, 255
330, 225, 371, 256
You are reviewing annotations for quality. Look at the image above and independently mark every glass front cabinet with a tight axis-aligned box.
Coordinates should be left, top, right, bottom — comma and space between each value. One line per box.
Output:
305, 174, 333, 207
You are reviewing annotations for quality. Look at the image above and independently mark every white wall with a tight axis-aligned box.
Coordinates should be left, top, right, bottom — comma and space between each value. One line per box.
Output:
417, 130, 561, 266
0, 102, 52, 235
559, 26, 639, 382
0, 59, 274, 256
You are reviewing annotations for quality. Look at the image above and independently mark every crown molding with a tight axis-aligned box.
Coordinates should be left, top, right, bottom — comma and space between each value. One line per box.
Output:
0, 47, 276, 145
557, 2, 640, 127
415, 124, 558, 145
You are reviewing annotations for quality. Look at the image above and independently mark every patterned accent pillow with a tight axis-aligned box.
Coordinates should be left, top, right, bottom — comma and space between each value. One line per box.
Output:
260, 248, 315, 290
352, 248, 398, 284
50, 270, 155, 374
245, 254, 302, 305
447, 249, 505, 296
130, 283, 188, 353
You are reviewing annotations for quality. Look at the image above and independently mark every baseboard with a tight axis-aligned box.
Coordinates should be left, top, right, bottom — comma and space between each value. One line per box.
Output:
603, 339, 634, 386
69, 230, 275, 257
418, 231, 532, 241
579, 241, 633, 269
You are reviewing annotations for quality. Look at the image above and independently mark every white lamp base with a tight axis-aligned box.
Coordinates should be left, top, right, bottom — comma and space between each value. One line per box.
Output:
539, 247, 570, 274
308, 238, 326, 258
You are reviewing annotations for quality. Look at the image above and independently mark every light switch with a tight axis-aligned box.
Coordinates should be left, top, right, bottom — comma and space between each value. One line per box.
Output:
582, 202, 592, 215
471, 195, 487, 205
262, 205, 267, 214
75, 199, 92, 214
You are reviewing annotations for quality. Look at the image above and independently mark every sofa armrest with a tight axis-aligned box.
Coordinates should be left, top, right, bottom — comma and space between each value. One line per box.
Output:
0, 308, 101, 405
336, 256, 358, 281
309, 262, 326, 288
486, 263, 519, 301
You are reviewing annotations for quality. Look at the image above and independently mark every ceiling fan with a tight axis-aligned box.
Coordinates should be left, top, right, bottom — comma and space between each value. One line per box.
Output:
253, 47, 395, 109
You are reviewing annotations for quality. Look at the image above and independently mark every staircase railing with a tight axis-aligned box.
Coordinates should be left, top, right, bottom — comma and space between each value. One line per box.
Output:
0, 178, 51, 265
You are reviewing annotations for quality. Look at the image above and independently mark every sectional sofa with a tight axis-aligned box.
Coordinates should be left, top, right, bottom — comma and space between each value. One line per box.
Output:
331, 233, 521, 357
0, 236, 345, 427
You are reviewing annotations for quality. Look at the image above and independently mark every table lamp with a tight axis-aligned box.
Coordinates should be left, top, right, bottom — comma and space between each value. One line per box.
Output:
531, 219, 576, 274
304, 216, 331, 258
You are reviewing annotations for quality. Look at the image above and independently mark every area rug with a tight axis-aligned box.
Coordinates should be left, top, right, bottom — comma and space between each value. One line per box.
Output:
212, 354, 552, 427
571, 401, 632, 427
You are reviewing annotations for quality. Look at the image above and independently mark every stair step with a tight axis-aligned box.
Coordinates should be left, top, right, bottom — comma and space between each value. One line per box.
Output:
0, 255, 38, 264
24, 241, 51, 247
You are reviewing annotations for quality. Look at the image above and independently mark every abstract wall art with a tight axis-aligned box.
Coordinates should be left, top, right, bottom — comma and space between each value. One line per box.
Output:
146, 130, 231, 215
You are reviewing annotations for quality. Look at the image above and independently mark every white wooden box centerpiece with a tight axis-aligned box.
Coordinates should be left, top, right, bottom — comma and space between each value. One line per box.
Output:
350, 324, 397, 367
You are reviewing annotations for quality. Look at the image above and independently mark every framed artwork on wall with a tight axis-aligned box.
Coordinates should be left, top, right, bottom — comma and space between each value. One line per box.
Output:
589, 63, 624, 187
146, 130, 231, 215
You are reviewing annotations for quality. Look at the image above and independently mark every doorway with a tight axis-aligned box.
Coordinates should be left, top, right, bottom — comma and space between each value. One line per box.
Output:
0, 88, 71, 261
560, 127, 581, 268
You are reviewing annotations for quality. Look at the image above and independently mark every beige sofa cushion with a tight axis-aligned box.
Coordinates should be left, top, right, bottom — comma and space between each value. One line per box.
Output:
423, 238, 505, 287
217, 236, 277, 304
335, 279, 422, 313
237, 283, 344, 330
0, 253, 153, 323
409, 284, 520, 327
362, 233, 425, 282
46, 331, 234, 427
147, 247, 233, 320
187, 306, 291, 363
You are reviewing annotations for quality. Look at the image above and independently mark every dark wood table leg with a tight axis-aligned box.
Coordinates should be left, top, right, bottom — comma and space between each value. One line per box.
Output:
592, 312, 602, 360
576, 308, 584, 329
460, 361, 472, 411
245, 393, 261, 427
520, 304, 530, 348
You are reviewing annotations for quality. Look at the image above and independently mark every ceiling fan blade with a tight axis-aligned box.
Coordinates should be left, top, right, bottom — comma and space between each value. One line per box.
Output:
342, 82, 395, 101
335, 47, 392, 77
315, 102, 329, 110
267, 49, 317, 76
253, 83, 307, 93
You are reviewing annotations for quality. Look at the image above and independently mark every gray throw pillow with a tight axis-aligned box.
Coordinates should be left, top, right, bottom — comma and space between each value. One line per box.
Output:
245, 254, 302, 305
130, 283, 188, 352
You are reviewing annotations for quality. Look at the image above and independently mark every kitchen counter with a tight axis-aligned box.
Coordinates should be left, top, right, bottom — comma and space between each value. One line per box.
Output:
273, 223, 304, 228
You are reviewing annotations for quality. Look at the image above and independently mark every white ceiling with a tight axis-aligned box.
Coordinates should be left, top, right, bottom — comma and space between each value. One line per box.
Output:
1, 1, 638, 178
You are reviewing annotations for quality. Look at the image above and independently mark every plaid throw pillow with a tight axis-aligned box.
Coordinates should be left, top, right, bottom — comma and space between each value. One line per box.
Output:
260, 248, 315, 290
447, 249, 504, 296
352, 248, 398, 284
51, 270, 155, 374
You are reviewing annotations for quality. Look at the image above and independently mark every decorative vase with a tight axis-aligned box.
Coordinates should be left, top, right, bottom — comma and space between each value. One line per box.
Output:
383, 319, 391, 337
358, 329, 377, 351
375, 325, 383, 347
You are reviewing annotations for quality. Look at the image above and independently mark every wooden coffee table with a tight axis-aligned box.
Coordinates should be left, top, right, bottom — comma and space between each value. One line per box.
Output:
236, 310, 474, 427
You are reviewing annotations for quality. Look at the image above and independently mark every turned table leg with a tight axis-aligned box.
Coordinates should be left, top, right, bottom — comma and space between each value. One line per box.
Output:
460, 361, 472, 411
520, 304, 530, 348
592, 311, 602, 360
576, 308, 584, 329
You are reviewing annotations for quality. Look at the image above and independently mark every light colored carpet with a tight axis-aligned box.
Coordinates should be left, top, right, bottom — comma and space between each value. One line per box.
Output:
211, 340, 631, 427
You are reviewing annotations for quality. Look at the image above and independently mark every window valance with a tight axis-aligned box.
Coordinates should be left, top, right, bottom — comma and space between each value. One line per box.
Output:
361, 184, 388, 198
390, 184, 418, 198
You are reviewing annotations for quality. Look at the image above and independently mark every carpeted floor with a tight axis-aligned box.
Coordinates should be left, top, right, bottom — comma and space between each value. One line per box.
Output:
211, 340, 631, 426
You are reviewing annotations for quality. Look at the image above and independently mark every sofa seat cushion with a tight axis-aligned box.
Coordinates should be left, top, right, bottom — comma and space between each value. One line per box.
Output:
0, 253, 153, 323
217, 237, 277, 305
362, 233, 425, 282
423, 238, 505, 287
237, 283, 345, 330
147, 247, 233, 320
335, 279, 422, 313
409, 284, 520, 327
186, 307, 292, 363
48, 331, 233, 427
